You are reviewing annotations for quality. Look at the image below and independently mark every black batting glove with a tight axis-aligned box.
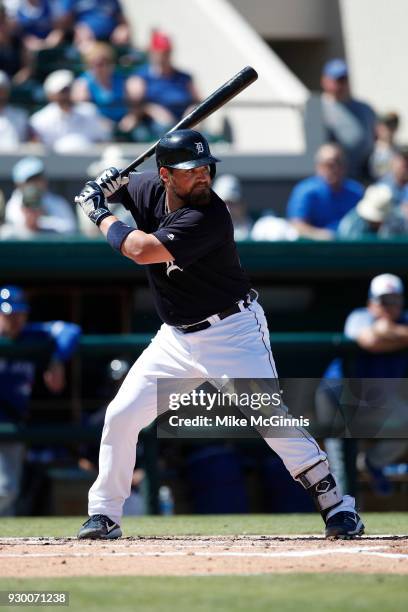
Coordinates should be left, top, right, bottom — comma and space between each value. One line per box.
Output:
94, 167, 129, 198
75, 181, 112, 226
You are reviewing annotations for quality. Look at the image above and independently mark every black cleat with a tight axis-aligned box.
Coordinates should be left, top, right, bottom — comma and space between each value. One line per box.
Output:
77, 514, 122, 540
325, 511, 365, 539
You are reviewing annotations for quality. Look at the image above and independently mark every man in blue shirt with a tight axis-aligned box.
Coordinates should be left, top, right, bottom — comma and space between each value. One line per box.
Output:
0, 286, 81, 515
286, 143, 364, 240
58, 0, 130, 48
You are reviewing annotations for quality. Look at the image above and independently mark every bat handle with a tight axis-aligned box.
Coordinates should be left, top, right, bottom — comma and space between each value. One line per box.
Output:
120, 141, 159, 177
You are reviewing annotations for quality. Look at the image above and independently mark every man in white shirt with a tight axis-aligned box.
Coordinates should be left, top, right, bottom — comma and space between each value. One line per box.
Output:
29, 69, 111, 151
0, 70, 29, 150
5, 156, 77, 234
0, 184, 55, 238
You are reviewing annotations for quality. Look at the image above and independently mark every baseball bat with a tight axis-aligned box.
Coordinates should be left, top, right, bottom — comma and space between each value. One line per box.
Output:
120, 65, 258, 177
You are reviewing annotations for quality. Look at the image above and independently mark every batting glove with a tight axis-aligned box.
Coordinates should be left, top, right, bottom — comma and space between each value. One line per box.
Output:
75, 181, 112, 226
94, 167, 129, 198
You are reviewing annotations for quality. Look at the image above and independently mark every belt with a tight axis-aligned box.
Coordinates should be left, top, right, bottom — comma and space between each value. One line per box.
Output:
176, 289, 258, 334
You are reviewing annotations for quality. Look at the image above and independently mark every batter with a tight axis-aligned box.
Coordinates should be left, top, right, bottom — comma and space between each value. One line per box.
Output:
75, 129, 364, 540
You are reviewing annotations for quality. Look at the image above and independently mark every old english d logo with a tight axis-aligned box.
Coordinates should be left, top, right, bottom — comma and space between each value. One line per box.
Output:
195, 142, 205, 154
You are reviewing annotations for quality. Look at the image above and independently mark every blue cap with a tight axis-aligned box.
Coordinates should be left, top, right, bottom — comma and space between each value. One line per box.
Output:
323, 58, 348, 80
12, 157, 45, 184
0, 286, 29, 315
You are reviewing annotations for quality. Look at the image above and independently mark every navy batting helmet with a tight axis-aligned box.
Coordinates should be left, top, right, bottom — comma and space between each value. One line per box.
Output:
156, 129, 220, 178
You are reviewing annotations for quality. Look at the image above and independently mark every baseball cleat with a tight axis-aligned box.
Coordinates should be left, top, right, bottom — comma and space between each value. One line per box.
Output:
325, 511, 365, 539
77, 514, 122, 540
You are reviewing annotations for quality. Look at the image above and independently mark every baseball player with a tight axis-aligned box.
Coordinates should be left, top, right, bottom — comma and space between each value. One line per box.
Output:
0, 286, 81, 515
75, 129, 364, 540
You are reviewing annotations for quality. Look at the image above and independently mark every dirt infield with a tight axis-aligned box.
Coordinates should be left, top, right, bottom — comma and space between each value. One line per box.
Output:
0, 535, 407, 577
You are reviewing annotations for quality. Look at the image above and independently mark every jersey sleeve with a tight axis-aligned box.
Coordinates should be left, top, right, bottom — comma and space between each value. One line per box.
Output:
153, 205, 230, 268
344, 309, 373, 339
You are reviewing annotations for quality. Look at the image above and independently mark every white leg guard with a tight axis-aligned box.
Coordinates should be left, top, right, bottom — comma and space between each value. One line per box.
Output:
295, 459, 343, 521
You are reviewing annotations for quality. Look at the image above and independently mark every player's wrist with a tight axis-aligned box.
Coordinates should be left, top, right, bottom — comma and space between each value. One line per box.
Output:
90, 208, 113, 226
106, 220, 136, 252
99, 215, 117, 233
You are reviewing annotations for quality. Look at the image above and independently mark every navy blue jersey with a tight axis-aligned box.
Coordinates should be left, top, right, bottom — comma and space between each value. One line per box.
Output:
0, 321, 81, 422
115, 171, 251, 326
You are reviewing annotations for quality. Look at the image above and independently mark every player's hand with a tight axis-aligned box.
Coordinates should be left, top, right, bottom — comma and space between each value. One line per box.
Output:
95, 167, 129, 198
75, 181, 112, 226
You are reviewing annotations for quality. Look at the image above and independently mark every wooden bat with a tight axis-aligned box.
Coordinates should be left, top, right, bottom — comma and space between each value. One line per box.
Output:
120, 65, 258, 177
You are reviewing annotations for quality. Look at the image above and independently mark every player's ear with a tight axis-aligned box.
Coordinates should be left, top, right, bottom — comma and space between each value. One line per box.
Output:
159, 167, 170, 185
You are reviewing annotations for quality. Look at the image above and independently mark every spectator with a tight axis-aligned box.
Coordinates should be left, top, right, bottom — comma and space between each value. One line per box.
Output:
377, 146, 408, 206
125, 30, 199, 138
0, 70, 29, 148
30, 68, 111, 151
58, 0, 130, 53
71, 42, 131, 123
0, 1, 22, 78
0, 285, 81, 515
286, 143, 364, 240
251, 211, 299, 242
8, 1, 66, 84
5, 156, 77, 234
318, 274, 408, 496
12, 0, 65, 49
212, 175, 253, 240
1, 184, 57, 238
370, 112, 400, 180
337, 184, 408, 239
320, 58, 376, 180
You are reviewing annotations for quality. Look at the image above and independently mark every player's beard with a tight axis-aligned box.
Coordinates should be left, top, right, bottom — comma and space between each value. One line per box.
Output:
172, 185, 211, 207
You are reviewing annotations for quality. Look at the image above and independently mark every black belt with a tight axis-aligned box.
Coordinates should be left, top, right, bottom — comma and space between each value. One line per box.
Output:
176, 289, 258, 334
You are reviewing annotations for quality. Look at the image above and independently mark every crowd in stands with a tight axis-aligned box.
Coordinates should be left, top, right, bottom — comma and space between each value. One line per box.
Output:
218, 57, 408, 243
0, 1, 206, 147
1, 3, 408, 243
